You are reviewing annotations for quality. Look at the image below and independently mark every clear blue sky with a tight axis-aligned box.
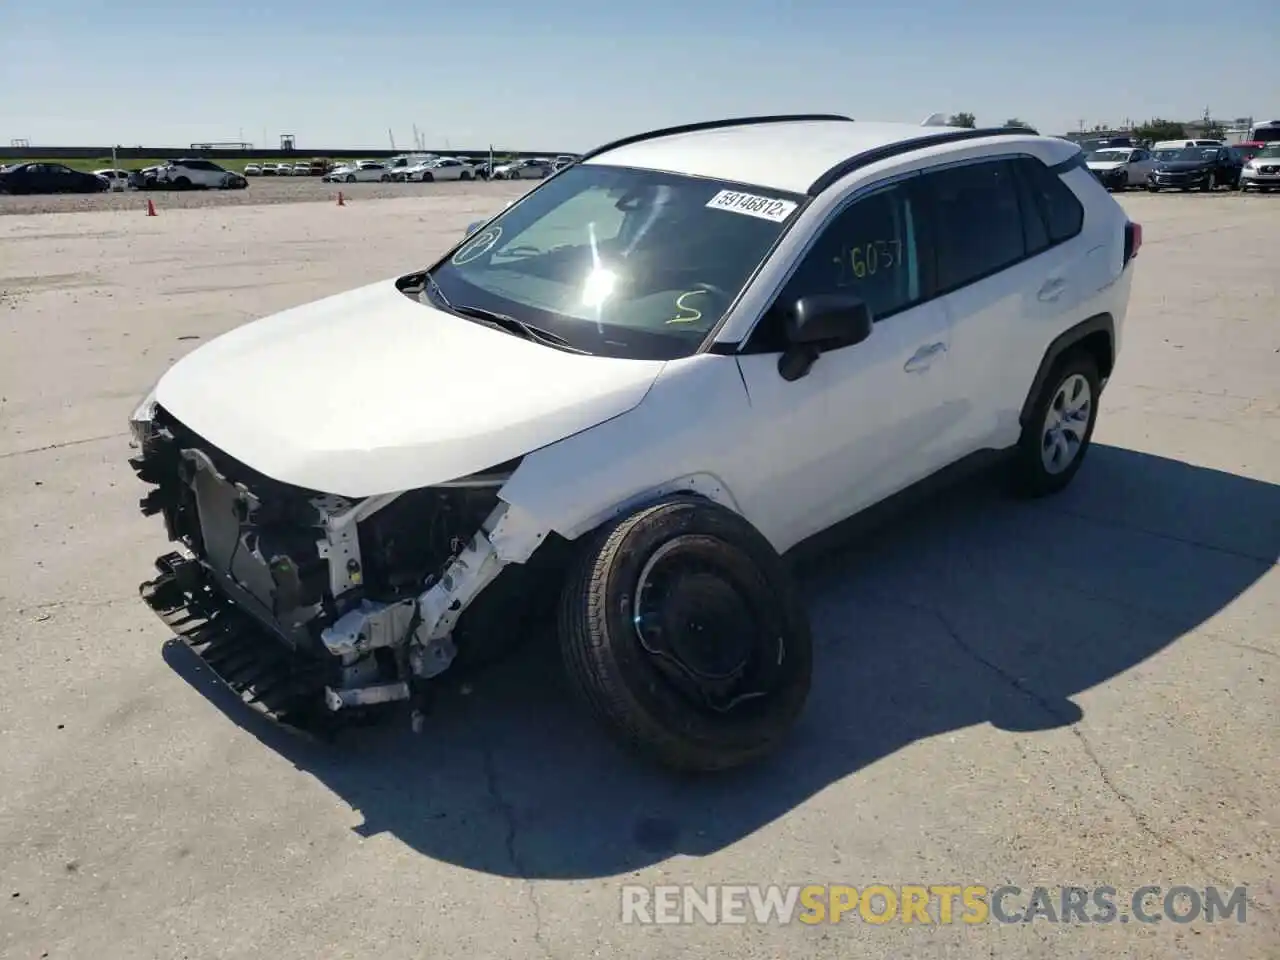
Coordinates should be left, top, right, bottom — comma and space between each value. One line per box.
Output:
2, 0, 1277, 151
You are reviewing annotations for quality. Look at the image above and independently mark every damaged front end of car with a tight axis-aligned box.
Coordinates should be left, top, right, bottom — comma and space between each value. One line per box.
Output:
129, 398, 554, 735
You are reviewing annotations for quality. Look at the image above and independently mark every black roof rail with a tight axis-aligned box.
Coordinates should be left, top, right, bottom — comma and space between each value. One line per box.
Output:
806, 125, 1039, 196
579, 114, 854, 163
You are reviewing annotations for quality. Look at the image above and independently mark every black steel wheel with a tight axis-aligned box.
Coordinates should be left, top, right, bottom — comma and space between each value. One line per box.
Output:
558, 496, 812, 772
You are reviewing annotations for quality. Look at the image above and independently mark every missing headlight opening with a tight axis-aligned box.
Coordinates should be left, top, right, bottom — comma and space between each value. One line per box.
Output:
131, 405, 552, 732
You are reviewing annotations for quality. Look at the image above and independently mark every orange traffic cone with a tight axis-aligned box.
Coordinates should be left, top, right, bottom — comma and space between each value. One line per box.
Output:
146, 198, 156, 216
337, 191, 345, 206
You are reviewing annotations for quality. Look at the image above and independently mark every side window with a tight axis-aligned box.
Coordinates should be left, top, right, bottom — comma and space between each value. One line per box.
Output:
748, 182, 921, 352
1014, 157, 1084, 245
924, 159, 1026, 292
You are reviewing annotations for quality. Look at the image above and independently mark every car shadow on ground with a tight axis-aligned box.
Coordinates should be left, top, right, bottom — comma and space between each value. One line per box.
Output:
162, 443, 1278, 880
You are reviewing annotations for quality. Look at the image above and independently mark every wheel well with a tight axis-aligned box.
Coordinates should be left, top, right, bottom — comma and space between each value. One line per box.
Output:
1073, 329, 1113, 380
1019, 314, 1115, 427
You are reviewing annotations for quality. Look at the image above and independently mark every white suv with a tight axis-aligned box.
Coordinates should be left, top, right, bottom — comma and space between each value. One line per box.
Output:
128, 114, 1140, 772
155, 158, 238, 189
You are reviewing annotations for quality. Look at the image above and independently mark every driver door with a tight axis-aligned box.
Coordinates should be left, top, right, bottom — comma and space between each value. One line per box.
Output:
733, 178, 958, 551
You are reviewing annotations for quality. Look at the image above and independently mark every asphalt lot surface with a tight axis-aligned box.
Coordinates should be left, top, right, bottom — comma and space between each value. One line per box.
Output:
0, 176, 529, 216
0, 188, 1276, 959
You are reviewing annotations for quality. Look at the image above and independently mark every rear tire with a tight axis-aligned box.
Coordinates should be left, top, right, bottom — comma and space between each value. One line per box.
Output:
422, 172, 433, 183
558, 496, 813, 773
345, 174, 356, 183
1009, 351, 1101, 498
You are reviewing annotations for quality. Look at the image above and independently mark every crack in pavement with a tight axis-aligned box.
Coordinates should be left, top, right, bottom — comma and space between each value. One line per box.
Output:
896, 597, 1271, 916
1041, 504, 1277, 566
0, 432, 128, 461
481, 742, 554, 959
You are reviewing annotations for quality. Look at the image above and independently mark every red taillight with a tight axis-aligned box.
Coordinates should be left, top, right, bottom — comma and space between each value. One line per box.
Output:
1124, 221, 1142, 266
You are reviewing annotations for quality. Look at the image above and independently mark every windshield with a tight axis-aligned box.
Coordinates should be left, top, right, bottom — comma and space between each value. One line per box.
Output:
425, 163, 803, 360
1154, 148, 1213, 162
1255, 144, 1280, 159
1087, 149, 1131, 162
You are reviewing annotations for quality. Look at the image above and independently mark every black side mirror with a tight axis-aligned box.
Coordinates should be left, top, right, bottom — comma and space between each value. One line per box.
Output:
777, 293, 874, 381
464, 220, 484, 237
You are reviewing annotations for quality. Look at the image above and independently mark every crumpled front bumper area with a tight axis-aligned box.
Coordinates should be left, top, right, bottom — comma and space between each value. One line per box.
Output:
141, 551, 340, 731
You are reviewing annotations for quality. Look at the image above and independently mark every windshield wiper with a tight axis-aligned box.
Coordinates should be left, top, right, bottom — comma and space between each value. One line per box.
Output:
451, 304, 591, 354
421, 271, 452, 309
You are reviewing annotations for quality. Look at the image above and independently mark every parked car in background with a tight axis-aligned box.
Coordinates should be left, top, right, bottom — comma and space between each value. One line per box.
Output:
323, 160, 391, 183
0, 162, 110, 194
155, 158, 243, 190
404, 157, 476, 182
260, 163, 280, 176
243, 164, 262, 176
1246, 120, 1280, 144
385, 154, 436, 179
291, 162, 311, 176
551, 154, 578, 172
1084, 147, 1154, 190
1151, 138, 1223, 150
1229, 142, 1266, 164
491, 158, 551, 180
1147, 145, 1242, 191
93, 168, 133, 192
129, 165, 164, 189
1239, 142, 1280, 192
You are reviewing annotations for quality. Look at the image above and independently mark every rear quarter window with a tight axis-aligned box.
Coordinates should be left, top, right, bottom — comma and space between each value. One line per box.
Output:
1014, 157, 1084, 245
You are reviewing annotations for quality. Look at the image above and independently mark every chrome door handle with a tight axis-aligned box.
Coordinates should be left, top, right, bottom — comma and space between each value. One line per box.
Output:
904, 342, 946, 372
1038, 278, 1067, 302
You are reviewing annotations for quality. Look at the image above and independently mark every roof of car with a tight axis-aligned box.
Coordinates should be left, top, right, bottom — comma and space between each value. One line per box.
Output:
585, 118, 1033, 194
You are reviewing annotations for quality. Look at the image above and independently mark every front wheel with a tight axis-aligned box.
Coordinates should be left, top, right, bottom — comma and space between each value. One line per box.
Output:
460, 171, 472, 180
1146, 184, 1159, 192
1010, 351, 1101, 498
558, 496, 813, 773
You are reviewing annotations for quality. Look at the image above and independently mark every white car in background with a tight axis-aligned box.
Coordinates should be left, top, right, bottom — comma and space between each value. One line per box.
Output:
260, 163, 280, 176
1084, 147, 1154, 190
324, 160, 392, 183
405, 157, 476, 182
243, 164, 263, 176
1151, 139, 1223, 150
292, 162, 312, 176
491, 158, 551, 180
93, 168, 132, 191
155, 158, 240, 190
1238, 142, 1280, 192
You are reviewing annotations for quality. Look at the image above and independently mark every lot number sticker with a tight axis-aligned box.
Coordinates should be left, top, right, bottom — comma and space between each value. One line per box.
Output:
705, 190, 798, 223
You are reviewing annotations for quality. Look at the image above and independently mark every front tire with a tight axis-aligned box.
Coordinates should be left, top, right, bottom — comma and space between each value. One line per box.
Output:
1010, 351, 1101, 498
558, 496, 813, 773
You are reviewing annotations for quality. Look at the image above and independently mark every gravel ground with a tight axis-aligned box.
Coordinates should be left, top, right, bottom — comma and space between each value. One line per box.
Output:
0, 191, 1276, 960
0, 176, 532, 216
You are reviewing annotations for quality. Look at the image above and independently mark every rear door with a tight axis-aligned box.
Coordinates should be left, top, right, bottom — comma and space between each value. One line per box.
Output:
918, 155, 1087, 454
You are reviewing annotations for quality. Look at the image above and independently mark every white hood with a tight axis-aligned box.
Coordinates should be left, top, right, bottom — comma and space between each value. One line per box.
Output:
153, 279, 666, 497
1086, 160, 1127, 171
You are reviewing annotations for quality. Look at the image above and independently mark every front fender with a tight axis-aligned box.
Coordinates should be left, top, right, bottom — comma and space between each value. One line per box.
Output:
497, 353, 757, 544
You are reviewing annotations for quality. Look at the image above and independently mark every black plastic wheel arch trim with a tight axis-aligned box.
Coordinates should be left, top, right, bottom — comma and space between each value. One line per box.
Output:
1017, 312, 1114, 428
